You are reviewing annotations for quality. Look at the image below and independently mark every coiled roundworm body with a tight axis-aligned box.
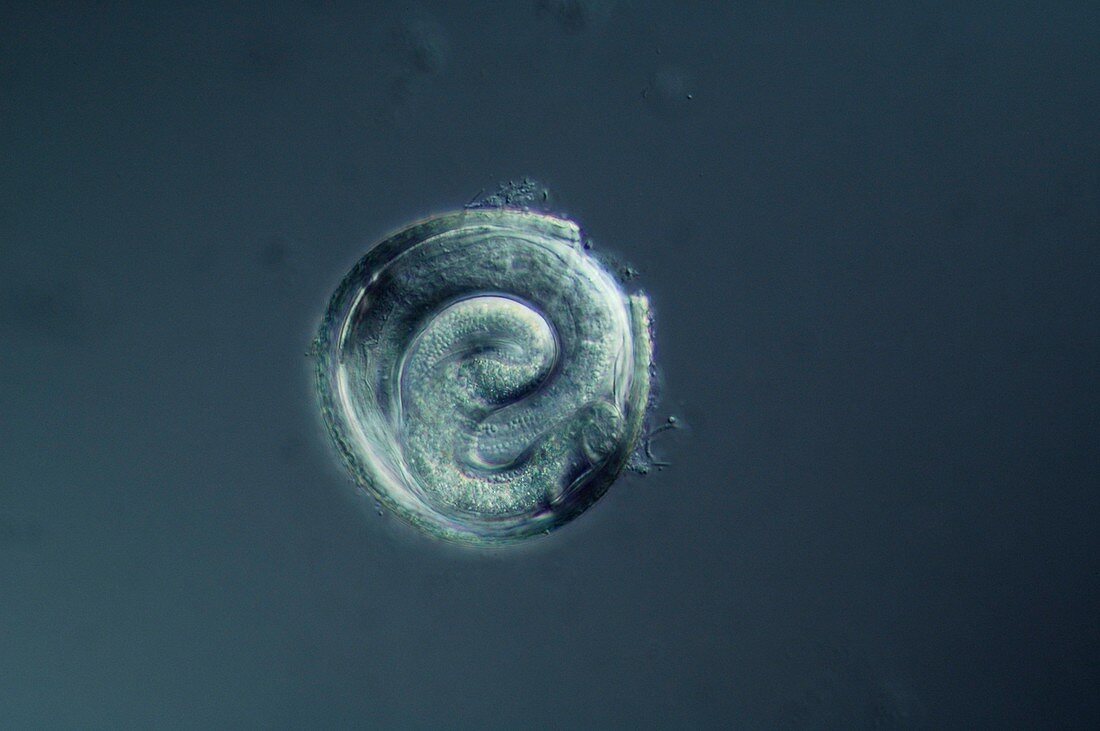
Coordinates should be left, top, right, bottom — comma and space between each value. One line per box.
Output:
315, 209, 652, 544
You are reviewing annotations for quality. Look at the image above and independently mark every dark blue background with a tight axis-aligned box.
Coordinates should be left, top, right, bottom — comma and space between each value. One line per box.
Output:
2, 1, 1097, 727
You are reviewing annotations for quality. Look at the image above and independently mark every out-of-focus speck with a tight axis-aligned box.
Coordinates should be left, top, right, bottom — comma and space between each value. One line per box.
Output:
643, 66, 694, 118
0, 279, 85, 339
399, 16, 448, 76
260, 234, 301, 273
304, 0, 336, 15
535, 0, 615, 35
242, 39, 296, 86
778, 642, 924, 728
193, 242, 221, 274
278, 435, 308, 465
0, 514, 46, 550
387, 11, 449, 111
257, 234, 307, 291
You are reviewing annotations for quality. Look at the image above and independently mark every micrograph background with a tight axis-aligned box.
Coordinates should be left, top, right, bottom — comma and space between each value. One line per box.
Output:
1, 2, 1097, 728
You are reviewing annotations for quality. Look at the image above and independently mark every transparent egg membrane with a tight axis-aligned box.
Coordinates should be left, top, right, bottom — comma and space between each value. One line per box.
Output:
315, 208, 653, 544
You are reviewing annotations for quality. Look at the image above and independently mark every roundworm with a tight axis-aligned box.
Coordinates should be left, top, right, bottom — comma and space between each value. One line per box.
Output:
315, 208, 652, 544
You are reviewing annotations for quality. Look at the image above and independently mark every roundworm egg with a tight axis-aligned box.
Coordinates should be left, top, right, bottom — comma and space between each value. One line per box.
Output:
314, 208, 653, 544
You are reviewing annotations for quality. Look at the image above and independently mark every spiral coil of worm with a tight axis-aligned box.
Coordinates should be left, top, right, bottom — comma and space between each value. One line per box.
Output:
315, 209, 652, 544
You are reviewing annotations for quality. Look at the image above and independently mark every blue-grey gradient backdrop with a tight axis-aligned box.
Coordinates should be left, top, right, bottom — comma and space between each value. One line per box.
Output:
1, 1, 1097, 728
